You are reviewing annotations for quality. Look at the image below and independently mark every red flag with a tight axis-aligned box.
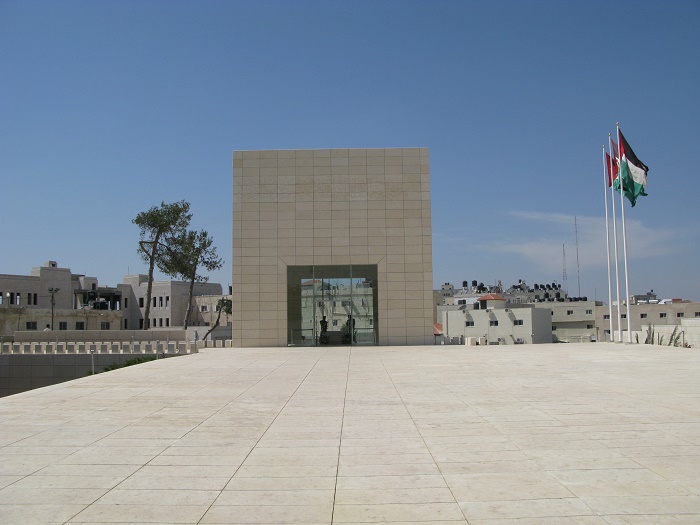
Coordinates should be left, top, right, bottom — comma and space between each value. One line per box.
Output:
605, 152, 618, 187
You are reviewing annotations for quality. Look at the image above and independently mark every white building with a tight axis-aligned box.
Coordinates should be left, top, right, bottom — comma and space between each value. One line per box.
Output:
118, 275, 222, 330
0, 261, 122, 338
440, 294, 552, 345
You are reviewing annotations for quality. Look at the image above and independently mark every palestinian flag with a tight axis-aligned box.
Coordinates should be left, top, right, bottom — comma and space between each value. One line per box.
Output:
605, 152, 618, 187
615, 130, 649, 207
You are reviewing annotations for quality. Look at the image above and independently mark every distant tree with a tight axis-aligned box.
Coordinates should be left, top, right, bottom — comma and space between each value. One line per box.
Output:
161, 229, 223, 329
133, 200, 191, 329
204, 298, 232, 341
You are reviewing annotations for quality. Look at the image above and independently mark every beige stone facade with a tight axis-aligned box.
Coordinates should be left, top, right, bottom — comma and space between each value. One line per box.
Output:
232, 148, 433, 347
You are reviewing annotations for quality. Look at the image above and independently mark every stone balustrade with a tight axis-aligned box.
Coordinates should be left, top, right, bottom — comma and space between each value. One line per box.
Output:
0, 339, 234, 355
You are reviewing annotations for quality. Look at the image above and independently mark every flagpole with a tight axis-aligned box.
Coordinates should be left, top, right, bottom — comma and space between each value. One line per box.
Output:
603, 145, 614, 342
617, 123, 633, 343
609, 134, 622, 343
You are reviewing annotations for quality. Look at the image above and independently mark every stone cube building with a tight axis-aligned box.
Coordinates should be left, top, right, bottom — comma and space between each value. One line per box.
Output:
232, 148, 433, 347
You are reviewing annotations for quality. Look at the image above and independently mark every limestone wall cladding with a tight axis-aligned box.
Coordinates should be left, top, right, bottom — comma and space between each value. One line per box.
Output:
232, 148, 433, 347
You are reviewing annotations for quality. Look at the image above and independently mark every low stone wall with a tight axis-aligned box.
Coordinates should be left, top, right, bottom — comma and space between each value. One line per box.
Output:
0, 339, 233, 398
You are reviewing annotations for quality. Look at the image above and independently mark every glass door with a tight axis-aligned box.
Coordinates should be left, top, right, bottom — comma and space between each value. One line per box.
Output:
287, 265, 377, 346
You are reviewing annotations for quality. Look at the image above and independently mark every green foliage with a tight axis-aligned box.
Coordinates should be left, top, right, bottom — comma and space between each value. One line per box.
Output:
159, 228, 223, 329
161, 229, 222, 283
87, 355, 157, 375
203, 298, 232, 340
132, 200, 192, 329
103, 355, 157, 372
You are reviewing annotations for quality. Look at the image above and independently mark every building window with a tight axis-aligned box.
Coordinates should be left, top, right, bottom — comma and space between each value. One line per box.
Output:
677, 312, 684, 318
567, 310, 573, 315
465, 321, 475, 327
201, 305, 208, 312
621, 314, 627, 319
76, 322, 85, 330
27, 293, 32, 305
552, 326, 557, 330
368, 318, 373, 327
124, 298, 128, 308
124, 319, 128, 329
587, 324, 593, 329
139, 297, 144, 308
660, 313, 667, 318
159, 318, 163, 327
603, 314, 610, 319
586, 309, 592, 315
490, 320, 498, 326
26, 321, 37, 330
166, 296, 169, 307
139, 319, 144, 329
696, 312, 700, 317
166, 318, 170, 327
153, 297, 157, 307
332, 319, 338, 326
514, 320, 523, 326
100, 322, 110, 330
59, 322, 67, 330
640, 313, 647, 319
604, 329, 610, 335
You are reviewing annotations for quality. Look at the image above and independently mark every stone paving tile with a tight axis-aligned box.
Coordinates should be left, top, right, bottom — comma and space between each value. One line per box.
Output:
0, 504, 85, 523
333, 502, 465, 522
459, 497, 596, 520
200, 503, 332, 524
334, 487, 456, 505
225, 476, 337, 491
1, 344, 700, 524
68, 503, 209, 523
96, 488, 219, 506
468, 518, 608, 525
8, 474, 130, 489
214, 488, 334, 506
444, 471, 574, 502
602, 515, 700, 524
584, 494, 700, 515
0, 485, 108, 505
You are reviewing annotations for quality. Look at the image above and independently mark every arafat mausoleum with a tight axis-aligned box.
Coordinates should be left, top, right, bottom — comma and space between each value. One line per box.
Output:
232, 148, 433, 347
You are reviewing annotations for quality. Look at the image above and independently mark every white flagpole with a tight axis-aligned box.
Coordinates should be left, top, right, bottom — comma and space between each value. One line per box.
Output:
617, 123, 633, 343
609, 134, 622, 343
603, 145, 614, 342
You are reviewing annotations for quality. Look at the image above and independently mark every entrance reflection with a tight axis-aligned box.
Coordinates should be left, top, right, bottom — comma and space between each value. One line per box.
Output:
287, 265, 378, 346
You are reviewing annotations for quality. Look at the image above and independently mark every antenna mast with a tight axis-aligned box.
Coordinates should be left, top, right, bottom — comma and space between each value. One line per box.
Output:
575, 216, 581, 297
562, 244, 568, 295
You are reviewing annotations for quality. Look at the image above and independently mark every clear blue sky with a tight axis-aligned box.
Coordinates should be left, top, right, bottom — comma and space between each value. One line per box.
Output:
2, 0, 699, 301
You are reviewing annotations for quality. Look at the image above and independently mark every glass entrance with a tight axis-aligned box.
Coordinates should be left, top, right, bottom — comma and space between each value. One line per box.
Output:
287, 265, 378, 346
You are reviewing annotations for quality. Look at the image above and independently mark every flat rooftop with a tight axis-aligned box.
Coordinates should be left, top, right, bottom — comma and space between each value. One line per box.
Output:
2, 344, 700, 524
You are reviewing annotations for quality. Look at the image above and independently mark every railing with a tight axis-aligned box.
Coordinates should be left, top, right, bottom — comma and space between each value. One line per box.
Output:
0, 340, 209, 355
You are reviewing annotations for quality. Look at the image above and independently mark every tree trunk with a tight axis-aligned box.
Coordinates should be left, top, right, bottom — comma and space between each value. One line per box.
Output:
184, 275, 195, 330
204, 306, 223, 341
143, 235, 160, 330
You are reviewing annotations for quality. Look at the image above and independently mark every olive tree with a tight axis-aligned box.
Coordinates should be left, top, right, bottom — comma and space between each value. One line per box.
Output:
204, 298, 232, 340
160, 229, 223, 329
132, 200, 191, 329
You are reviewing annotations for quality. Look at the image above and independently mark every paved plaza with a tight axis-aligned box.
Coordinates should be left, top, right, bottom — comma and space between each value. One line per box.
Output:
1, 343, 700, 524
